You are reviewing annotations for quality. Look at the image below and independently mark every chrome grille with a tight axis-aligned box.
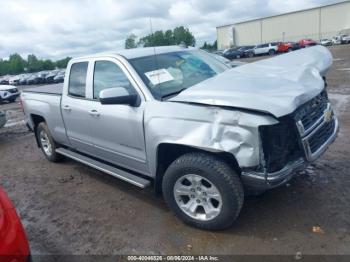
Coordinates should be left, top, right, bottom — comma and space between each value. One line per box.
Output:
294, 90, 338, 161
308, 117, 335, 154
294, 91, 328, 133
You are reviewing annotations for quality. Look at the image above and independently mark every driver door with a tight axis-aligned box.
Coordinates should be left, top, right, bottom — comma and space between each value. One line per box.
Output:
84, 58, 148, 175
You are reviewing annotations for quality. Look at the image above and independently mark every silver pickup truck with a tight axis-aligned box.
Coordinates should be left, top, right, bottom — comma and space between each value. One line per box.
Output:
21, 45, 338, 230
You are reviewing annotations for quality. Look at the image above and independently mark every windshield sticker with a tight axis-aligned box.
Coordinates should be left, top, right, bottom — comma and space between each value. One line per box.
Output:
145, 69, 174, 85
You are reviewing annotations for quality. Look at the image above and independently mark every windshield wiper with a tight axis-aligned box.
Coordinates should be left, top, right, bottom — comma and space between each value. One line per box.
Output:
161, 88, 187, 100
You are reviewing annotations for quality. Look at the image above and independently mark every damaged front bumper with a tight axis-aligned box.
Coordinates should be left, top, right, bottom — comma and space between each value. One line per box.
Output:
241, 115, 339, 190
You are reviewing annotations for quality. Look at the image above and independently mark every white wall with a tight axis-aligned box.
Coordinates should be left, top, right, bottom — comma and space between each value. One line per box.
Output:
217, 25, 234, 50
217, 1, 350, 48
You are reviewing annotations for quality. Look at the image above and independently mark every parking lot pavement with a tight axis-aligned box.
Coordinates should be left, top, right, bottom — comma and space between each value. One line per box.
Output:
0, 45, 350, 255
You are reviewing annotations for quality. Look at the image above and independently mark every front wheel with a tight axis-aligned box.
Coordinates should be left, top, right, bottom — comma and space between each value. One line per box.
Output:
269, 49, 276, 55
36, 122, 63, 162
162, 152, 244, 230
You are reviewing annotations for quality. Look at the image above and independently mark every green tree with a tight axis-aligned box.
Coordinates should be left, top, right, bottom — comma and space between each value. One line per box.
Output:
138, 26, 196, 47
125, 34, 137, 49
42, 59, 55, 70
27, 54, 41, 72
200, 40, 217, 51
55, 57, 71, 68
8, 53, 25, 74
173, 26, 196, 46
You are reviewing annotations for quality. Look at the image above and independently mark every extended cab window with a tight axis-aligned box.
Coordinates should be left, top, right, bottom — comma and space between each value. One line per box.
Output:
93, 61, 133, 99
68, 62, 88, 98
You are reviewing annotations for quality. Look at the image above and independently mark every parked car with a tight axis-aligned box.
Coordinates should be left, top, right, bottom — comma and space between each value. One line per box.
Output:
36, 71, 49, 84
223, 47, 241, 59
0, 85, 20, 102
19, 74, 31, 85
332, 34, 350, 45
298, 38, 317, 48
0, 110, 6, 128
277, 42, 301, 53
9, 75, 21, 85
248, 42, 279, 57
320, 39, 332, 46
223, 46, 254, 59
0, 186, 30, 261
45, 70, 59, 83
213, 50, 224, 56
211, 53, 246, 68
21, 45, 338, 230
339, 34, 350, 44
0, 75, 10, 85
53, 71, 65, 83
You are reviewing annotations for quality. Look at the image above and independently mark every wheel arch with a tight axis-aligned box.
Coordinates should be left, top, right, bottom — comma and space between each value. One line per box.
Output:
30, 114, 46, 147
154, 143, 241, 195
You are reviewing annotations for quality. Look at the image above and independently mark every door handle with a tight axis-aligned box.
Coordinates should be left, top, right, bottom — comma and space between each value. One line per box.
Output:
89, 110, 100, 117
62, 105, 71, 112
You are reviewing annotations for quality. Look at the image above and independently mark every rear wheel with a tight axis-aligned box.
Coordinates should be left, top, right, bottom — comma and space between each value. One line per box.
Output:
269, 49, 276, 55
248, 52, 254, 58
162, 152, 244, 230
287, 48, 292, 52
36, 122, 63, 162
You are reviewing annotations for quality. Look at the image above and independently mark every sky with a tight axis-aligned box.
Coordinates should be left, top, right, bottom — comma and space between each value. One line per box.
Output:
0, 0, 344, 60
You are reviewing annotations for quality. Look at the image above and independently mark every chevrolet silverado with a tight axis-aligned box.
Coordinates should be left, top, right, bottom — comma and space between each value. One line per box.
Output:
21, 45, 338, 230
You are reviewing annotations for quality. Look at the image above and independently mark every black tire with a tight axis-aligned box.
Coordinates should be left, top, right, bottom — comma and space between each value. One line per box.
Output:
36, 122, 63, 162
8, 97, 16, 103
287, 48, 292, 52
269, 49, 276, 55
248, 52, 254, 58
162, 152, 244, 230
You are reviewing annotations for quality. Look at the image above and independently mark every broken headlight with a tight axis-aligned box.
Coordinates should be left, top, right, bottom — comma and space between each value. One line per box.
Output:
259, 116, 303, 173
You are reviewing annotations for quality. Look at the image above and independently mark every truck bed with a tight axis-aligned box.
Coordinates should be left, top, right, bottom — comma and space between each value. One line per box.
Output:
23, 84, 63, 95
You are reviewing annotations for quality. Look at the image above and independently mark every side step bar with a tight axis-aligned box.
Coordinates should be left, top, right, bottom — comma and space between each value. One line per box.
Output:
56, 148, 151, 188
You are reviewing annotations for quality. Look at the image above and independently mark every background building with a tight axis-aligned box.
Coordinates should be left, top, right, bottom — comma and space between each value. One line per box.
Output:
217, 0, 350, 50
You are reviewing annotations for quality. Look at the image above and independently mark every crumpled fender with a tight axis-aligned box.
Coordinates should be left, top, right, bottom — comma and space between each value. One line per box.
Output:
144, 101, 278, 176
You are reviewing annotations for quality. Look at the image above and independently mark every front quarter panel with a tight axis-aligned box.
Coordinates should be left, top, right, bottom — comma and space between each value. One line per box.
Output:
144, 101, 278, 176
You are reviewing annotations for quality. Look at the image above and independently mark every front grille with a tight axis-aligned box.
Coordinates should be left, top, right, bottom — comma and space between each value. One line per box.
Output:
294, 91, 328, 131
308, 118, 335, 153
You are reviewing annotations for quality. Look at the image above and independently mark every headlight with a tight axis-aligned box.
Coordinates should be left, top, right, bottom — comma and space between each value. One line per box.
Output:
259, 116, 303, 172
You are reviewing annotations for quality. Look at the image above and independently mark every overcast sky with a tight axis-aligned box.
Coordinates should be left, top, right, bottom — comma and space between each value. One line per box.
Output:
0, 0, 343, 60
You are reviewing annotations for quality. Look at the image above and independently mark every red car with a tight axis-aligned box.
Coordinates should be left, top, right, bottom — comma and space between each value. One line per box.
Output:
0, 187, 30, 262
298, 38, 317, 48
277, 42, 300, 53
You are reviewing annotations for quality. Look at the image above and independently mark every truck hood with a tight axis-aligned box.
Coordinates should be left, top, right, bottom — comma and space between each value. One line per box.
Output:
170, 46, 332, 118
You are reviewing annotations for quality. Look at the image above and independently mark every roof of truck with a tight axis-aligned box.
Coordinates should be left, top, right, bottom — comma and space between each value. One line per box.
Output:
75, 45, 196, 60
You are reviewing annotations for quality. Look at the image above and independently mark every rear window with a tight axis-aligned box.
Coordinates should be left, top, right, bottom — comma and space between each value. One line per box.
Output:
68, 62, 88, 98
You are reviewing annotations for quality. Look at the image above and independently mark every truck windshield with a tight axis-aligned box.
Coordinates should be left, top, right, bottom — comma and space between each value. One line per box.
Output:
129, 50, 229, 100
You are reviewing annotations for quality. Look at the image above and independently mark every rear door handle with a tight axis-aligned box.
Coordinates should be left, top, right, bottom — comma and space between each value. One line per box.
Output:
62, 105, 71, 112
89, 110, 100, 117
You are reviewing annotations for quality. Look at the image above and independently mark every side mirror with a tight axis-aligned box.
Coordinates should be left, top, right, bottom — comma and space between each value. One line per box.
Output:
99, 87, 140, 106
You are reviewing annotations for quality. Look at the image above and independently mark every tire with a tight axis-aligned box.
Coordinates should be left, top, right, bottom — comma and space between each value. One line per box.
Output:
248, 52, 254, 58
36, 122, 63, 162
269, 49, 276, 55
287, 48, 292, 53
162, 152, 244, 230
8, 98, 16, 103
